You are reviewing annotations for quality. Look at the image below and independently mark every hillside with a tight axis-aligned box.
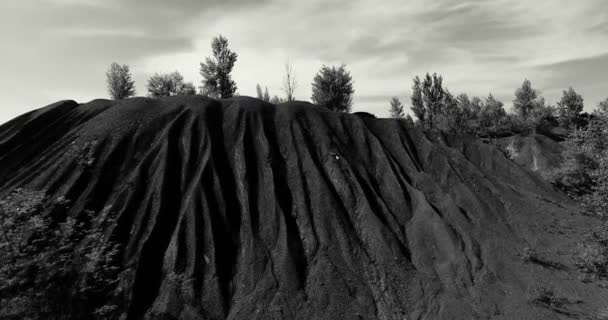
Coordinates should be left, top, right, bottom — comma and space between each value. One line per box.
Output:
0, 96, 606, 319
498, 134, 564, 176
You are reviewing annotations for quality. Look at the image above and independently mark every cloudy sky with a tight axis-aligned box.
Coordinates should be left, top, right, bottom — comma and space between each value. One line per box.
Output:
1, 0, 607, 123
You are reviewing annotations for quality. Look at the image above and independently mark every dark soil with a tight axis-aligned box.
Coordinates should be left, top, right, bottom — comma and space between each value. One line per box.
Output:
0, 96, 606, 319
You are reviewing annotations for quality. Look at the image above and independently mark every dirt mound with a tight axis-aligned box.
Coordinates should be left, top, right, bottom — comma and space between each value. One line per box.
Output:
0, 96, 605, 319
498, 134, 564, 176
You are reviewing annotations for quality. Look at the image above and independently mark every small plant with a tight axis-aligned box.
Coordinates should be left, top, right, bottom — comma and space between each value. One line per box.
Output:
596, 306, 608, 320
528, 282, 560, 307
574, 229, 608, 280
529, 281, 582, 307
495, 140, 512, 159
522, 246, 538, 262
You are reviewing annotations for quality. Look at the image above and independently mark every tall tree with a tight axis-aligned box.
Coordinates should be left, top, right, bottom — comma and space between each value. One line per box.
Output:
513, 79, 539, 118
106, 62, 136, 100
439, 89, 460, 131
146, 71, 196, 97
311, 64, 354, 112
256, 84, 271, 102
264, 87, 270, 102
200, 35, 238, 99
454, 93, 475, 132
421, 73, 445, 129
410, 73, 447, 129
389, 97, 405, 119
282, 61, 297, 102
411, 76, 425, 125
480, 94, 506, 130
557, 87, 584, 128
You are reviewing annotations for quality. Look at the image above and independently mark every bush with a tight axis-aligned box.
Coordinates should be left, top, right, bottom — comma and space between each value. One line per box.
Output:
574, 229, 608, 280
584, 149, 608, 218
522, 247, 538, 262
546, 112, 608, 198
0, 189, 124, 319
147, 71, 196, 98
528, 283, 560, 307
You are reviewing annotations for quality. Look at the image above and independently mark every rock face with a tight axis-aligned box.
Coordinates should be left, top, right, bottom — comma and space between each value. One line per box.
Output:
0, 96, 605, 319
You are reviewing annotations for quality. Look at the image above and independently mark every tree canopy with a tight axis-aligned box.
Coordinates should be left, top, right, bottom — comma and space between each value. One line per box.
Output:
200, 35, 238, 99
389, 97, 405, 119
311, 64, 354, 112
146, 72, 196, 98
106, 62, 136, 100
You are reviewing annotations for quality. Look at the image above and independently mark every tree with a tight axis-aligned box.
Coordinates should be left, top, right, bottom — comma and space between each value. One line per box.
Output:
282, 61, 297, 101
513, 79, 540, 118
547, 109, 608, 221
411, 76, 425, 125
557, 87, 584, 128
270, 95, 285, 104
389, 97, 405, 119
438, 89, 460, 132
256, 84, 271, 102
264, 87, 270, 102
411, 73, 459, 130
311, 64, 354, 112
106, 62, 136, 100
421, 73, 445, 129
146, 71, 196, 97
599, 98, 608, 113
479, 94, 507, 130
455, 93, 475, 132
200, 35, 238, 99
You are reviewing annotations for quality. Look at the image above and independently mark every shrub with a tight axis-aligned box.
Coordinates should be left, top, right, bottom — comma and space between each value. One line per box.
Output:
574, 229, 608, 280
0, 189, 124, 319
528, 282, 560, 307
522, 246, 538, 262
147, 71, 196, 98
584, 149, 608, 218
546, 112, 608, 197
597, 306, 608, 320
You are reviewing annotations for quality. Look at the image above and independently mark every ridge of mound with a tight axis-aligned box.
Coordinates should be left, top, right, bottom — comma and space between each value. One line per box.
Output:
0, 96, 605, 319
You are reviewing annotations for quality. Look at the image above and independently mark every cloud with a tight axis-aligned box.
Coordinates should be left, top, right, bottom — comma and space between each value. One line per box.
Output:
1, 0, 608, 122
534, 53, 608, 109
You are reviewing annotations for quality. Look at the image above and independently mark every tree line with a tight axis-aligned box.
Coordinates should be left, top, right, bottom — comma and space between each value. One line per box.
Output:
387, 73, 607, 138
106, 35, 355, 112
106, 34, 608, 138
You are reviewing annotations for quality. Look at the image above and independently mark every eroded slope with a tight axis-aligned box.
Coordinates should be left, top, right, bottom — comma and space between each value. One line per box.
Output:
0, 96, 604, 319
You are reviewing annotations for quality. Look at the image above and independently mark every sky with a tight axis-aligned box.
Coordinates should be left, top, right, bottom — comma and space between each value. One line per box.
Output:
1, 0, 607, 123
